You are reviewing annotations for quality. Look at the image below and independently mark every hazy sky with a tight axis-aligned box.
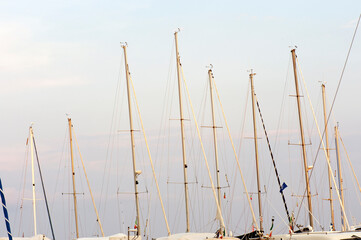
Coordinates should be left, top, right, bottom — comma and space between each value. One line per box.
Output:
0, 1, 361, 239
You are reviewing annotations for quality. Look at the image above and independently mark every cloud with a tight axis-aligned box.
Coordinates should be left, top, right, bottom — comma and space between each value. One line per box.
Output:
1, 76, 87, 94
0, 19, 46, 68
1, 186, 22, 205
0, 19, 91, 93
0, 147, 28, 172
266, 128, 299, 136
342, 18, 359, 29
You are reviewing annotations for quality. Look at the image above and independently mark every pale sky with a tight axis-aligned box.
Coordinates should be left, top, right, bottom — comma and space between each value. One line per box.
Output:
0, 1, 361, 239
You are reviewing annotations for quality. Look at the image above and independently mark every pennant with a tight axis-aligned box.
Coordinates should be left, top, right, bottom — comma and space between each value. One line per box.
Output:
270, 217, 274, 231
280, 182, 288, 193
269, 217, 274, 237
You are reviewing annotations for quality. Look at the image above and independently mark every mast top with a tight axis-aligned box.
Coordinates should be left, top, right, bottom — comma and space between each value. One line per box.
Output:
120, 42, 128, 47
248, 69, 256, 77
290, 48, 298, 57
206, 64, 213, 70
290, 45, 297, 51
207, 65, 214, 77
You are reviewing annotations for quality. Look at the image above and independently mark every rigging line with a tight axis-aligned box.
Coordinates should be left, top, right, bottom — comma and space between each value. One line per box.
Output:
145, 191, 152, 238
180, 65, 227, 232
116, 195, 122, 233
72, 128, 105, 237
162, 46, 177, 222
339, 134, 361, 194
100, 51, 124, 215
324, 14, 361, 127
237, 80, 250, 157
129, 75, 171, 235
274, 54, 292, 152
211, 74, 259, 231
32, 135, 56, 240
165, 69, 177, 193
263, 194, 290, 231
199, 75, 209, 130
14, 135, 28, 230
228, 157, 239, 229
294, 57, 350, 230
300, 192, 322, 230
254, 95, 291, 223
114, 77, 126, 189
18, 136, 30, 236
189, 183, 199, 232
303, 13, 360, 217
51, 125, 67, 231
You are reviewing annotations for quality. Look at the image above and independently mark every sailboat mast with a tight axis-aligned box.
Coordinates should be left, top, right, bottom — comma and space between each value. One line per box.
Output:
122, 44, 141, 236
335, 125, 345, 231
208, 68, 223, 231
174, 30, 190, 232
321, 84, 335, 231
68, 118, 79, 238
249, 71, 263, 232
291, 49, 314, 228
29, 126, 37, 236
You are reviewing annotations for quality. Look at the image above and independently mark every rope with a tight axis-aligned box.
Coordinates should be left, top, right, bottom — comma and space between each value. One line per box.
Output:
99, 50, 124, 219
72, 127, 105, 237
18, 136, 30, 236
264, 194, 290, 231
180, 65, 227, 232
129, 74, 171, 235
211, 74, 259, 231
339, 134, 361, 195
254, 96, 291, 224
237, 80, 250, 158
296, 14, 361, 228
297, 57, 350, 229
228, 78, 250, 231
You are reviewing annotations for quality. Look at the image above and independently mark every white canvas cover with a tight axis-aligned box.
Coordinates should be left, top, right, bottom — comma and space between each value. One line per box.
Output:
272, 231, 361, 240
156, 232, 216, 240
0, 234, 51, 240
77, 233, 133, 240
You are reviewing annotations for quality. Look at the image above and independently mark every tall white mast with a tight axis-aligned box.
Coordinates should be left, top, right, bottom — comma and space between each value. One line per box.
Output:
68, 118, 79, 238
174, 29, 190, 232
249, 71, 263, 232
321, 84, 335, 231
207, 68, 224, 232
291, 49, 313, 228
122, 43, 141, 236
335, 125, 346, 231
29, 126, 37, 236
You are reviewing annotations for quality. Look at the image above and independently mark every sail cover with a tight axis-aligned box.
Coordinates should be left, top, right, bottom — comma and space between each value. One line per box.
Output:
77, 233, 129, 240
156, 233, 216, 240
0, 235, 51, 240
